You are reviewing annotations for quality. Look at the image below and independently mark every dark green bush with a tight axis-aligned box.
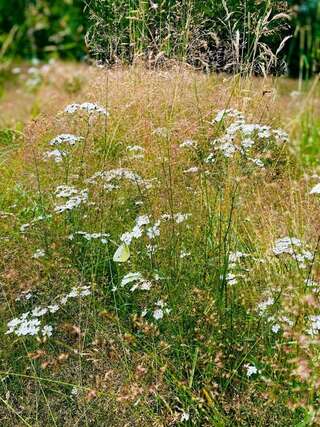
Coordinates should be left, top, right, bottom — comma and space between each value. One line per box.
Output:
0, 0, 87, 59
287, 0, 320, 78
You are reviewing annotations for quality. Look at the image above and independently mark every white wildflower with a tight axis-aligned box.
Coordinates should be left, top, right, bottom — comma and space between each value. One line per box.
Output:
219, 142, 237, 158
220, 273, 238, 286
54, 186, 88, 213
184, 167, 199, 174
153, 300, 170, 320
308, 315, 320, 335
86, 168, 152, 190
174, 213, 191, 224
16, 291, 33, 302
180, 412, 190, 422
12, 67, 21, 75
64, 102, 109, 116
272, 324, 281, 333
310, 183, 320, 195
72, 231, 109, 244
48, 304, 60, 313
153, 127, 169, 137
147, 221, 161, 239
16, 318, 41, 336
43, 149, 66, 163
241, 138, 255, 149
272, 237, 302, 256
127, 145, 144, 152
257, 297, 274, 315
229, 251, 247, 265
32, 249, 45, 259
180, 251, 191, 258
42, 325, 53, 337
32, 306, 48, 317
180, 139, 197, 149
153, 308, 164, 320
49, 134, 83, 146
244, 364, 258, 378
121, 272, 143, 287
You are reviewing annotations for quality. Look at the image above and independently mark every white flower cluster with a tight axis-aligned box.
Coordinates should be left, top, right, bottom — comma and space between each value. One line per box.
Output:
308, 315, 320, 335
64, 102, 109, 116
120, 214, 150, 245
229, 251, 248, 268
207, 109, 288, 165
305, 278, 320, 293
120, 272, 152, 292
244, 363, 259, 378
272, 237, 313, 268
15, 290, 33, 301
54, 185, 88, 213
180, 139, 197, 149
257, 297, 274, 316
43, 149, 67, 163
220, 251, 248, 286
86, 168, 153, 192
184, 166, 199, 174
153, 127, 169, 137
49, 134, 83, 146
213, 108, 245, 124
126, 145, 145, 160
120, 212, 191, 246
69, 231, 109, 244
44, 134, 83, 164
161, 212, 192, 224
310, 183, 320, 195
152, 300, 170, 320
257, 296, 294, 334
223, 273, 238, 286
7, 285, 91, 338
32, 248, 45, 259
141, 300, 171, 320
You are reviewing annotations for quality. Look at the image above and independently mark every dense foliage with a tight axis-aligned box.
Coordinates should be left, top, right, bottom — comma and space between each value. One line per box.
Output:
287, 0, 320, 78
0, 0, 87, 59
86, 0, 289, 75
0, 0, 319, 76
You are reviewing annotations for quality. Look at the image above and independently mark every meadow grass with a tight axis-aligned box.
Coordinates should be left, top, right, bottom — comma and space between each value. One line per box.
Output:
0, 61, 320, 426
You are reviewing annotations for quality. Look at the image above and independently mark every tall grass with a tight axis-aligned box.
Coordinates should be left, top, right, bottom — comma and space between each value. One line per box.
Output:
0, 61, 320, 424
86, 0, 289, 75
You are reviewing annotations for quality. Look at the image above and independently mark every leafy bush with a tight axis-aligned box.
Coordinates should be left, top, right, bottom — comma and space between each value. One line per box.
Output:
0, 0, 87, 59
287, 0, 320, 78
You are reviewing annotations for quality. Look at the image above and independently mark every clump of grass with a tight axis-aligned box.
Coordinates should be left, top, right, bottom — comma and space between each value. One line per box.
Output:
86, 0, 289, 76
0, 62, 320, 425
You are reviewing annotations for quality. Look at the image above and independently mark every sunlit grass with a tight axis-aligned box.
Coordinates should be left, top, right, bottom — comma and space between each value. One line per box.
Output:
0, 61, 319, 426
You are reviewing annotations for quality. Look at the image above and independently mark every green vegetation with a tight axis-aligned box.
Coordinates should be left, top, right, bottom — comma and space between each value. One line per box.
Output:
0, 62, 319, 425
0, 1, 319, 77
0, 1, 320, 425
0, 0, 86, 59
287, 0, 320, 78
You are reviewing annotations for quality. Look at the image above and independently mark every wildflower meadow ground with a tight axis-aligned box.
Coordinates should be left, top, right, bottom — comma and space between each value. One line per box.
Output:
0, 61, 320, 426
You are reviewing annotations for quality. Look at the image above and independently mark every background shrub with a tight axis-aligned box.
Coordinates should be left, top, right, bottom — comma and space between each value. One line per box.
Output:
0, 0, 319, 77
287, 0, 320, 78
0, 0, 87, 59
